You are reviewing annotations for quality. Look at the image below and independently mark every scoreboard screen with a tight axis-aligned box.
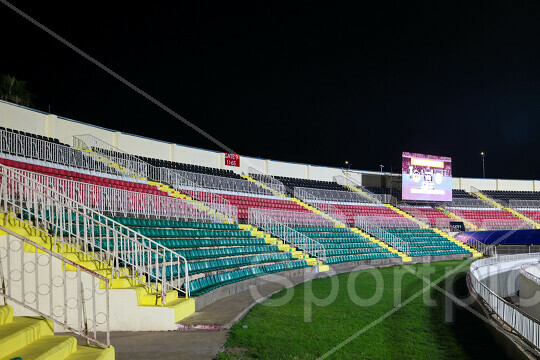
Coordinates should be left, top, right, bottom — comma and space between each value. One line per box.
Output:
402, 152, 452, 202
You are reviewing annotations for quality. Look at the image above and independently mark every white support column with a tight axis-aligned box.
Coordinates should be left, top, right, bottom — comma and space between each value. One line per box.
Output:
112, 132, 120, 148
44, 115, 57, 140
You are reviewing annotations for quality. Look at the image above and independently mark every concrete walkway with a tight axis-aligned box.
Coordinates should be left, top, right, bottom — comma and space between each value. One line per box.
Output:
88, 261, 402, 359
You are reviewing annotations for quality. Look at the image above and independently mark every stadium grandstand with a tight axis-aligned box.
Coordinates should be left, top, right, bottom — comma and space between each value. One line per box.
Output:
3, 99, 540, 358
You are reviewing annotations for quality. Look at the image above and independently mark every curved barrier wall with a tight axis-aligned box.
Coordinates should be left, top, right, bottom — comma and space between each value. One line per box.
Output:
458, 229, 540, 245
469, 254, 540, 349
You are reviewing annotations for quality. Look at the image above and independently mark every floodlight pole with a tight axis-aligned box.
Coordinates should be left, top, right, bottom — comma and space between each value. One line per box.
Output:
481, 152, 485, 178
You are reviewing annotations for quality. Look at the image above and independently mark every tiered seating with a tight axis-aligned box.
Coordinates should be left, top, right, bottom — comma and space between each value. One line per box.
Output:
401, 205, 453, 228
447, 207, 520, 228
275, 176, 347, 192
291, 226, 399, 264
452, 189, 476, 199
385, 228, 470, 257
112, 217, 308, 296
483, 190, 540, 203
332, 203, 403, 225
0, 158, 162, 195
0, 126, 63, 144
220, 194, 309, 220
366, 187, 402, 200
139, 156, 241, 179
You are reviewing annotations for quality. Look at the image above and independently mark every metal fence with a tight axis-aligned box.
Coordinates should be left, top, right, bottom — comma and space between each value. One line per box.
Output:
248, 208, 326, 262
248, 167, 287, 195
509, 200, 540, 210
9, 168, 219, 223
355, 215, 426, 229
73, 134, 237, 223
480, 218, 533, 230
397, 204, 433, 227
172, 168, 271, 196
0, 130, 128, 179
73, 134, 150, 180
0, 227, 110, 347
293, 187, 348, 224
159, 168, 238, 223
354, 216, 410, 254
448, 198, 490, 208
0, 164, 189, 301
469, 253, 540, 350
249, 208, 337, 227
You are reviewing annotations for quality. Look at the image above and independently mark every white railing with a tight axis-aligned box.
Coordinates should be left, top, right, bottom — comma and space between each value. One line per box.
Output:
0, 226, 110, 347
470, 186, 509, 207
354, 216, 410, 254
73, 134, 150, 180
448, 198, 489, 208
248, 167, 287, 195
293, 187, 348, 224
355, 215, 425, 229
510, 200, 540, 210
8, 168, 218, 223
160, 168, 238, 223
461, 237, 492, 256
334, 175, 386, 204
172, 168, 271, 196
0, 129, 127, 178
73, 134, 237, 223
397, 204, 433, 227
248, 208, 326, 262
469, 254, 540, 349
249, 208, 337, 227
481, 218, 533, 230
0, 164, 189, 301
310, 180, 376, 204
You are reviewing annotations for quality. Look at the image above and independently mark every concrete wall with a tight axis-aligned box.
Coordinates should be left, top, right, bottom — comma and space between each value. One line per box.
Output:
1, 100, 538, 192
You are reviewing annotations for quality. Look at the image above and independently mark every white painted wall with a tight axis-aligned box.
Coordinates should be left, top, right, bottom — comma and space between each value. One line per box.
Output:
1, 100, 538, 192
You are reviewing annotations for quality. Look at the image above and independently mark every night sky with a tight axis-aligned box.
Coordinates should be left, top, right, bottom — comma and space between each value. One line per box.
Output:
2, 1, 540, 179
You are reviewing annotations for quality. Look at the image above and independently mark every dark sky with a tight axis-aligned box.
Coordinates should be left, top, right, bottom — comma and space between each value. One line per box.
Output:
3, 1, 540, 179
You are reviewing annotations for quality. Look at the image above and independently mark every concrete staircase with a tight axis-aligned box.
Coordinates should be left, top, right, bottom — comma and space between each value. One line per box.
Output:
349, 227, 412, 262
0, 305, 115, 360
238, 224, 329, 272
0, 213, 195, 329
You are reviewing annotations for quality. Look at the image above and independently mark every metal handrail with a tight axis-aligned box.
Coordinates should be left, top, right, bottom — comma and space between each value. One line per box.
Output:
354, 216, 410, 254
480, 218, 533, 230
247, 167, 287, 195
293, 187, 348, 224
355, 215, 426, 229
159, 168, 238, 223
73, 134, 237, 223
0, 164, 189, 300
469, 254, 540, 349
248, 208, 326, 262
8, 168, 223, 223
0, 225, 110, 347
0, 130, 129, 179
250, 208, 338, 227
510, 200, 540, 210
333, 175, 385, 204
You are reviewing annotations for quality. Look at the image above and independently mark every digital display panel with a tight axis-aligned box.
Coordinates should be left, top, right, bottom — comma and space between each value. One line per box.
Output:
402, 152, 452, 202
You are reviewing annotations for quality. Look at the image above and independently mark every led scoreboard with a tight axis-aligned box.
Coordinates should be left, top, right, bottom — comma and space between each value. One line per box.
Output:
402, 152, 452, 202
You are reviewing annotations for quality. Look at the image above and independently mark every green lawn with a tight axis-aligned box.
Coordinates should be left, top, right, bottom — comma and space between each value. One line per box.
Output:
218, 260, 509, 360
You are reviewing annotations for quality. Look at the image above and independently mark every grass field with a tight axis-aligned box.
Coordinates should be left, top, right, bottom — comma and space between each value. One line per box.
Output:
218, 260, 509, 360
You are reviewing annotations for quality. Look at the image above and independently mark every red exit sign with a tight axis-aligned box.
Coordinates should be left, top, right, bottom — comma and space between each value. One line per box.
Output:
224, 153, 240, 167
